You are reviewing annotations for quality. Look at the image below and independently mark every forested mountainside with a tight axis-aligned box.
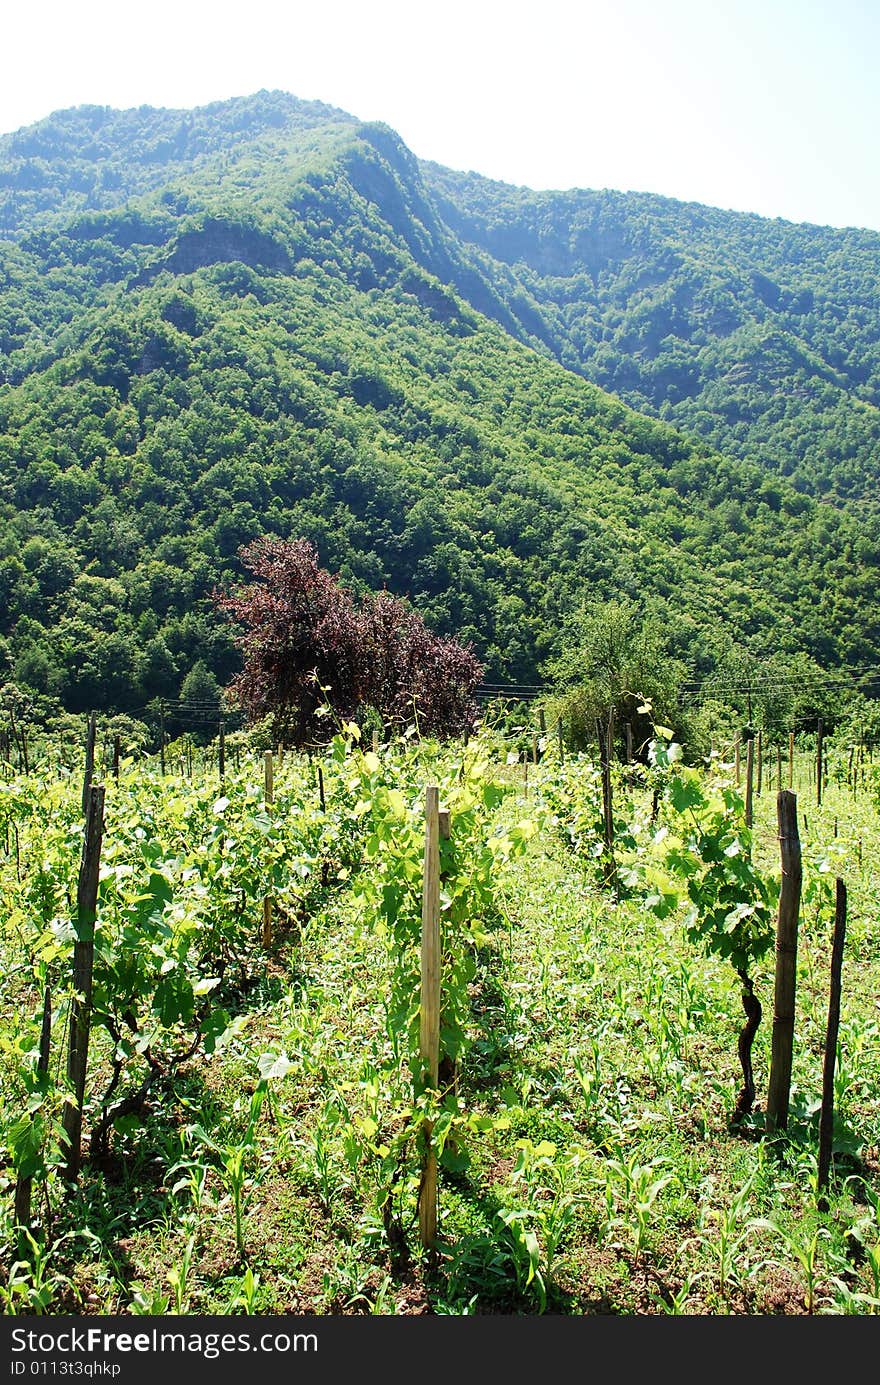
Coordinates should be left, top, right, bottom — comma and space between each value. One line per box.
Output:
0, 91, 878, 719
422, 167, 880, 506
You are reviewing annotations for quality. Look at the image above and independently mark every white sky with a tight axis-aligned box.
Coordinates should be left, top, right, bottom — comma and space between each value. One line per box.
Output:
3, 0, 879, 232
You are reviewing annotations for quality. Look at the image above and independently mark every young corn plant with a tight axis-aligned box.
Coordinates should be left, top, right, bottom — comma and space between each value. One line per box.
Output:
166, 1234, 196, 1315
751, 1217, 833, 1313
233, 1265, 260, 1315
0, 1230, 73, 1315
601, 1148, 674, 1259
191, 1083, 268, 1261
692, 1173, 758, 1303
494, 1139, 587, 1312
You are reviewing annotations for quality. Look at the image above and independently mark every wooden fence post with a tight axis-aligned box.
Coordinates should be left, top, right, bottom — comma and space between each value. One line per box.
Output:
317, 765, 326, 812
817, 719, 824, 808
262, 752, 274, 947
61, 783, 105, 1180
599, 710, 617, 893
817, 879, 847, 1205
112, 735, 120, 783
159, 704, 166, 777
263, 749, 274, 802
756, 730, 763, 796
766, 790, 802, 1133
745, 735, 755, 829
624, 722, 633, 765
81, 711, 97, 816
419, 785, 443, 1249
788, 731, 794, 790
218, 721, 226, 780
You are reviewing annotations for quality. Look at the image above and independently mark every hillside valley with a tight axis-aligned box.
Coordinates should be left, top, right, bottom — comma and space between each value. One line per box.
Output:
0, 91, 878, 728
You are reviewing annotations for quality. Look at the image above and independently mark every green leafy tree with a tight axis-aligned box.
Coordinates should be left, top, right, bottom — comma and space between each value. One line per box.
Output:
542, 600, 687, 758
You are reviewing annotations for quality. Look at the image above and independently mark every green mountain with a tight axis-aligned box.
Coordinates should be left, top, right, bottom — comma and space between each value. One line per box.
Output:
422, 168, 880, 507
0, 91, 877, 721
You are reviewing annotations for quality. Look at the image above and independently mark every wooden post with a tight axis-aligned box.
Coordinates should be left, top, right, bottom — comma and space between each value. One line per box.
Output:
317, 765, 326, 812
159, 704, 166, 776
218, 721, 226, 779
262, 752, 274, 947
624, 722, 633, 764
745, 736, 755, 829
61, 783, 105, 1180
788, 731, 794, 790
81, 711, 97, 816
112, 735, 121, 782
538, 709, 546, 734
817, 719, 824, 808
14, 984, 52, 1231
532, 732, 538, 766
817, 879, 847, 1204
600, 710, 616, 893
419, 786, 442, 1249
766, 790, 802, 1134
756, 730, 763, 796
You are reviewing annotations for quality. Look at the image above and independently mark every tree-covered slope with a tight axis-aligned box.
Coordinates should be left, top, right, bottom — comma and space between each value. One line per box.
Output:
0, 93, 877, 719
422, 166, 880, 505
0, 91, 358, 237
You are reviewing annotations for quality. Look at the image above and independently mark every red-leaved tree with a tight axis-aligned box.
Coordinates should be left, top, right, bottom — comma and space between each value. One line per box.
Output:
215, 537, 483, 745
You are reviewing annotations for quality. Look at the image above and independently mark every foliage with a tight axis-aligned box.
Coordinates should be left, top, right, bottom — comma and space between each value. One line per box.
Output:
542, 599, 688, 757
0, 94, 878, 723
216, 536, 482, 745
646, 751, 778, 975
0, 735, 366, 1194
0, 725, 879, 1315
424, 163, 880, 506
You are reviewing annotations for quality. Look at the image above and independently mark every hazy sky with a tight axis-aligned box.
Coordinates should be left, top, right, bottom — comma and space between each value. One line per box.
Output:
4, 0, 879, 232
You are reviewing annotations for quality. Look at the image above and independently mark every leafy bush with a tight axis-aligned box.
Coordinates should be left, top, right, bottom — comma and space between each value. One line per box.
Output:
215, 537, 482, 746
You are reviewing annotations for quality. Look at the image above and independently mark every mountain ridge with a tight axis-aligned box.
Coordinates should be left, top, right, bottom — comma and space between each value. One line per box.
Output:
0, 91, 877, 724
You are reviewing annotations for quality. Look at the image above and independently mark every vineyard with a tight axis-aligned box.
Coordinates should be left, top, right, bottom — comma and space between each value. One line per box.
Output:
1, 716, 879, 1316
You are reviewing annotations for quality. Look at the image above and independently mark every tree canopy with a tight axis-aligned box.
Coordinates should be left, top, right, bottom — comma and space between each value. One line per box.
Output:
216, 536, 482, 745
